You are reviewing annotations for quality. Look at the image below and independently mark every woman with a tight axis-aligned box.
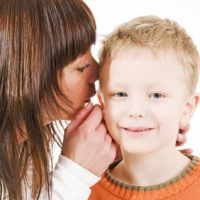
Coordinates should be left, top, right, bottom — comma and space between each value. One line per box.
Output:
0, 0, 189, 199
0, 0, 116, 199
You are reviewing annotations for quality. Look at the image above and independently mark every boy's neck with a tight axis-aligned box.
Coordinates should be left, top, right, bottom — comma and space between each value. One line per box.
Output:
111, 148, 190, 186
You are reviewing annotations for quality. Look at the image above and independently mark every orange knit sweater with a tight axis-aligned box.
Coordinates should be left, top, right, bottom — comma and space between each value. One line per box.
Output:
89, 155, 200, 200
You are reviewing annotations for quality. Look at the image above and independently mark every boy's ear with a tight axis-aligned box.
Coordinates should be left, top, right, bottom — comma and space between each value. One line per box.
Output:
180, 92, 200, 126
97, 91, 104, 109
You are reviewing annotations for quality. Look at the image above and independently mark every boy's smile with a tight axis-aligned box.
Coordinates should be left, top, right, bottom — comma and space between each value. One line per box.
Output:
100, 47, 191, 155
122, 127, 155, 136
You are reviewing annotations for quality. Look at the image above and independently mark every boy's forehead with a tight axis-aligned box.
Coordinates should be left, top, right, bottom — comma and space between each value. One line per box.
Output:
101, 47, 183, 72
100, 47, 186, 90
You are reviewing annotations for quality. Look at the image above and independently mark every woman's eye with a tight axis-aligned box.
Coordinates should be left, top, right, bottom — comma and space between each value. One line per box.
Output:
114, 92, 127, 97
77, 62, 90, 72
77, 67, 85, 72
150, 93, 163, 99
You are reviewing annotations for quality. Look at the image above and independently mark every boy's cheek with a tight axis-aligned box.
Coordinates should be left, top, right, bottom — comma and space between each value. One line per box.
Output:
104, 109, 115, 125
104, 115, 118, 141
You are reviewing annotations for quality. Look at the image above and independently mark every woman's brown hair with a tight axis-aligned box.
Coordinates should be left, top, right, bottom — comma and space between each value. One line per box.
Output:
0, 0, 96, 199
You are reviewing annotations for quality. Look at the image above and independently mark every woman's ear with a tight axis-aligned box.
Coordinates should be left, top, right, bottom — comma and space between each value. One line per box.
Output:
180, 92, 200, 126
97, 91, 104, 109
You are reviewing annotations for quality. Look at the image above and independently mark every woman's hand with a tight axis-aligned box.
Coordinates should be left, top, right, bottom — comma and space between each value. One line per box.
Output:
61, 101, 117, 177
176, 124, 193, 154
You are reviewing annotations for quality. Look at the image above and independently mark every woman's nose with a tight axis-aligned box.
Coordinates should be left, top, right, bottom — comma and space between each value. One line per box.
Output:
89, 57, 99, 84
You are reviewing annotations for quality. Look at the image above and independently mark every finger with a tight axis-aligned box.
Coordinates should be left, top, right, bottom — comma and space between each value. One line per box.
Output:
66, 101, 94, 133
110, 140, 118, 160
95, 122, 107, 137
179, 148, 193, 154
176, 141, 183, 147
176, 133, 187, 146
103, 134, 117, 159
83, 104, 103, 129
104, 133, 113, 144
102, 130, 117, 158
179, 123, 190, 134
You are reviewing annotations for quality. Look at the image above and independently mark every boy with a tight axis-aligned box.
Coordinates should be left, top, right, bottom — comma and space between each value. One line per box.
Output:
89, 15, 200, 199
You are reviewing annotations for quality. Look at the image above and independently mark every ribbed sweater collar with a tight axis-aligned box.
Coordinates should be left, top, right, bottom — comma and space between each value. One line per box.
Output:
99, 155, 200, 199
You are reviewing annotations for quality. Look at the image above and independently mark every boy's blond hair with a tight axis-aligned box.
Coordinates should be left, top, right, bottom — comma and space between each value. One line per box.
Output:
99, 15, 200, 94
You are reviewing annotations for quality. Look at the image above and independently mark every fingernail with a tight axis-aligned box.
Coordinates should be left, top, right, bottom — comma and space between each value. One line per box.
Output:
178, 134, 183, 140
85, 101, 93, 109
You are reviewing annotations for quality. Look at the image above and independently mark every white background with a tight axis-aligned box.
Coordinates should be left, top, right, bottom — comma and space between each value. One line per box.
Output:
84, 0, 200, 156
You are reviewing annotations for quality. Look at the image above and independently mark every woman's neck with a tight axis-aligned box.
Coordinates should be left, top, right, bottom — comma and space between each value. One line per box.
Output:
111, 147, 190, 186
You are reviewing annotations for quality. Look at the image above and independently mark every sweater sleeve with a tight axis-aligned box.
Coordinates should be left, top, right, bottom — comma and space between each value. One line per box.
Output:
40, 155, 100, 200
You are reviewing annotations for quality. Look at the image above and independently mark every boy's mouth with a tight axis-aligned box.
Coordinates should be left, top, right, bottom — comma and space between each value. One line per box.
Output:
125, 127, 153, 132
122, 127, 154, 136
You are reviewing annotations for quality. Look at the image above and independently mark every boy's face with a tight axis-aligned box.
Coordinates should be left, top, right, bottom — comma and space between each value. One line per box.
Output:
100, 47, 197, 155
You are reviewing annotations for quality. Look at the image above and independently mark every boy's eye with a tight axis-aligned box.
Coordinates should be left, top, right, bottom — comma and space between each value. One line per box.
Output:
150, 93, 163, 99
77, 62, 90, 72
114, 92, 127, 97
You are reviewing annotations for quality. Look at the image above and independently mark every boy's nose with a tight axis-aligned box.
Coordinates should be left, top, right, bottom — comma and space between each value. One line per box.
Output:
128, 111, 146, 118
127, 98, 147, 118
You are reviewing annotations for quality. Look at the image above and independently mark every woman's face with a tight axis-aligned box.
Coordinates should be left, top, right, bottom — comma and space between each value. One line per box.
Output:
54, 49, 99, 121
